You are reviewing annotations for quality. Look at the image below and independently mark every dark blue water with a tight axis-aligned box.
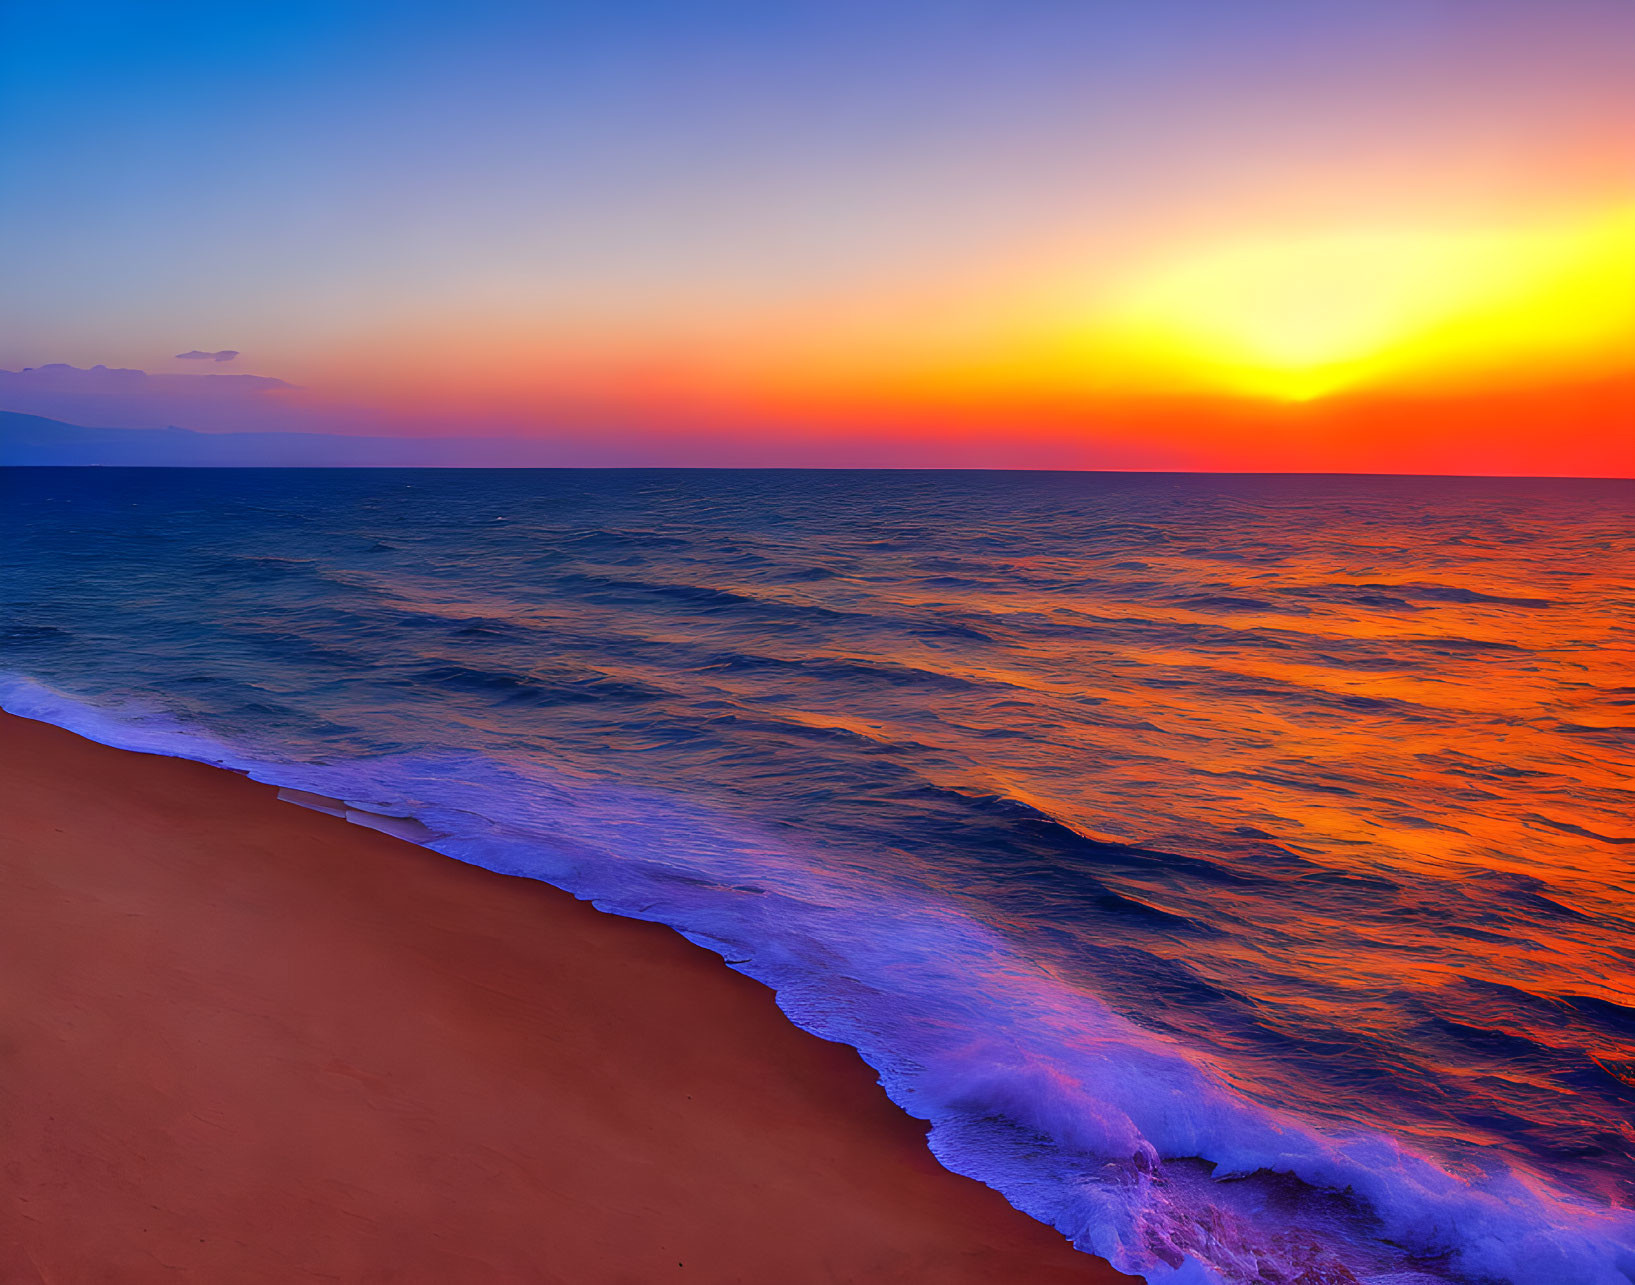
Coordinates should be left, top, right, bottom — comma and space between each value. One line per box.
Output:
3, 468, 1632, 1283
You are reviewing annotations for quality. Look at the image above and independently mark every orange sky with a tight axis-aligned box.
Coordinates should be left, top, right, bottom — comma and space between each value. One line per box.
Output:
6, 2, 1634, 472
274, 202, 1634, 474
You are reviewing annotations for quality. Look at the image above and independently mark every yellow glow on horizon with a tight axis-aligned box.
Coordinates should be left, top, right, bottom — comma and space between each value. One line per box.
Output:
1097, 207, 1635, 401
288, 204, 1635, 427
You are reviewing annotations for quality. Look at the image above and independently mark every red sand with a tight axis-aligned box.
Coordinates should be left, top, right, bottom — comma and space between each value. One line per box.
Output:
0, 712, 1135, 1283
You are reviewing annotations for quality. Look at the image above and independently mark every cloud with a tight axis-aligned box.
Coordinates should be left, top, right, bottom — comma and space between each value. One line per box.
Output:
175, 349, 240, 362
7, 363, 289, 392
0, 363, 298, 433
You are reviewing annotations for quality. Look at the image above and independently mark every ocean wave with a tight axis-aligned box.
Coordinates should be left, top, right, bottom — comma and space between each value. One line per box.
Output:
5, 673, 1632, 1284
5, 468, 1631, 1282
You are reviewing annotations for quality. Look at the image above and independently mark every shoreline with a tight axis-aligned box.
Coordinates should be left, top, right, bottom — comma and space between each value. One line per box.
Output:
0, 710, 1134, 1283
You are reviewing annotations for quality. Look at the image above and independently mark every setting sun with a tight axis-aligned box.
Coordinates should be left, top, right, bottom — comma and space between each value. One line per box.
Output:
1094, 207, 1635, 402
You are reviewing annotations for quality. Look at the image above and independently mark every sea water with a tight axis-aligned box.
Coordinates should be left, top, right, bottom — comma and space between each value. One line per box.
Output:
2, 467, 1631, 1283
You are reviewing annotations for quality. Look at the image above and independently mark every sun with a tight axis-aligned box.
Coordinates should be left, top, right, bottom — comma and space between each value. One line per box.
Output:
1101, 208, 1635, 402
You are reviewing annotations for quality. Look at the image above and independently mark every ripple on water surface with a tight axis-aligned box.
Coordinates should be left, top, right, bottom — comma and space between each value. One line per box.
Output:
3, 468, 1632, 1282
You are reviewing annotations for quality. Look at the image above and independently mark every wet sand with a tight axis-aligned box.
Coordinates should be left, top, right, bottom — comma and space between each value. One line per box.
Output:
0, 711, 1134, 1283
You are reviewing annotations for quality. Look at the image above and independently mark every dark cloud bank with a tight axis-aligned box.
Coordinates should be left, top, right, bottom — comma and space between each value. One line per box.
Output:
0, 408, 559, 467
0, 363, 298, 436
0, 364, 566, 464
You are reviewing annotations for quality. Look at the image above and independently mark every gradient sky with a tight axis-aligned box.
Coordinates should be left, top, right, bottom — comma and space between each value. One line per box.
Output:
3, 0, 1632, 472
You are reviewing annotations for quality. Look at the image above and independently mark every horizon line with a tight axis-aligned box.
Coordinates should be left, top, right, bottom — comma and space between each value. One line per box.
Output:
3, 464, 1630, 482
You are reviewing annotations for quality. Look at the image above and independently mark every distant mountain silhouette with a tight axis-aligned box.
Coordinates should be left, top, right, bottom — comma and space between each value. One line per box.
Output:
0, 411, 555, 467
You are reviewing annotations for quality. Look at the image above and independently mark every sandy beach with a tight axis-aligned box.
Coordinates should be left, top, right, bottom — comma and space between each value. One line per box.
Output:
0, 710, 1131, 1283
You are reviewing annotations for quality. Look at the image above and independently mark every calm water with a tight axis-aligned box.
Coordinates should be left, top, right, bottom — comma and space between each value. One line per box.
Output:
3, 468, 1632, 1283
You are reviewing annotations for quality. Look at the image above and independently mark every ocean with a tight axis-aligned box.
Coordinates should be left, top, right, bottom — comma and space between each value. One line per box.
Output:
3, 466, 1631, 1283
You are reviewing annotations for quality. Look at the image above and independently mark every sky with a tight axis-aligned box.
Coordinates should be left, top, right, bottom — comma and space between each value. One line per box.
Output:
2, 0, 1632, 473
